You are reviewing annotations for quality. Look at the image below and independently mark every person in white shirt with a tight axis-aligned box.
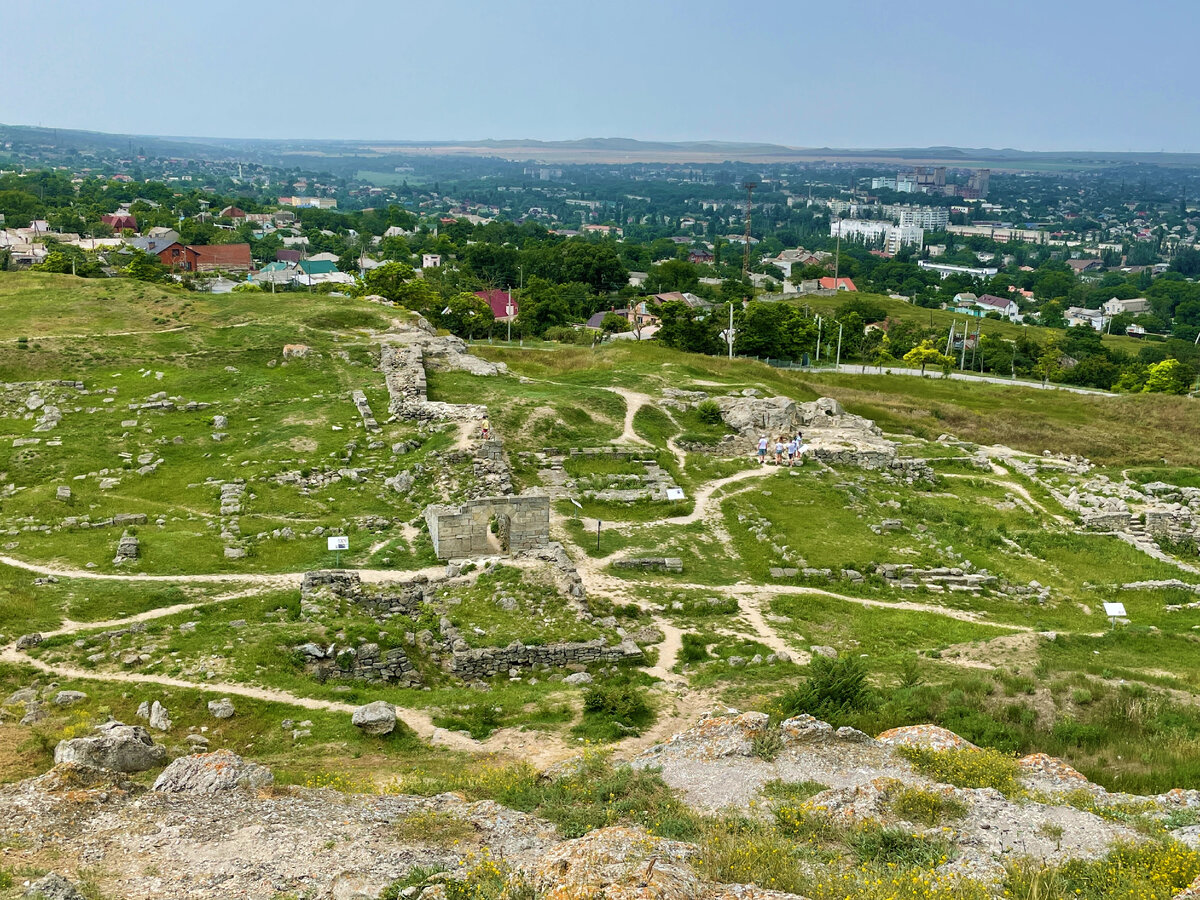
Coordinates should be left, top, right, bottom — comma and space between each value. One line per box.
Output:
757, 436, 769, 465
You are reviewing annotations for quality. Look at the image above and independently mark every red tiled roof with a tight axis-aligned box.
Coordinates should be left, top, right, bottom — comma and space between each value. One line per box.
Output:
474, 289, 516, 319
190, 244, 252, 267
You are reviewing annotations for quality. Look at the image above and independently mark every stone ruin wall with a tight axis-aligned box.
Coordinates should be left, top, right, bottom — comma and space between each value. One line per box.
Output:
450, 638, 643, 679
424, 495, 551, 560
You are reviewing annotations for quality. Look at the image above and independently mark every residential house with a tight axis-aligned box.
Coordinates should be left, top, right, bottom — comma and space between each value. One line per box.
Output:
974, 294, 1020, 321
1065, 306, 1105, 331
279, 196, 337, 209
189, 244, 253, 273
298, 259, 340, 277
585, 309, 627, 329
818, 276, 857, 292
627, 271, 648, 287
582, 224, 622, 237
952, 292, 978, 306
296, 270, 356, 288
651, 291, 710, 309
1066, 258, 1102, 274
474, 289, 518, 321
1101, 297, 1151, 317
219, 206, 246, 219
688, 248, 714, 264
101, 213, 137, 232
276, 249, 302, 264
421, 253, 442, 268
144, 242, 253, 274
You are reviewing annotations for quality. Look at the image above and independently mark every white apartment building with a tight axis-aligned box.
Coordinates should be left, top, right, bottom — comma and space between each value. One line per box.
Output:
831, 219, 924, 254
892, 205, 950, 230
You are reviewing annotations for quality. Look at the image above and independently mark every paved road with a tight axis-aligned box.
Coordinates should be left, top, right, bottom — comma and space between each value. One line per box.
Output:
811, 364, 1116, 396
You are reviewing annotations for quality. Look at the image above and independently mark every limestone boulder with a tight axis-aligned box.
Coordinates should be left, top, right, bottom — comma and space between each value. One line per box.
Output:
208, 697, 236, 719
54, 722, 167, 773
23, 872, 84, 900
351, 700, 396, 735
153, 749, 273, 794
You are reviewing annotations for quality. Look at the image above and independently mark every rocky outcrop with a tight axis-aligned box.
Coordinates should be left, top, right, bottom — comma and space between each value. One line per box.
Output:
153, 750, 274, 794
530, 825, 805, 900
54, 722, 167, 773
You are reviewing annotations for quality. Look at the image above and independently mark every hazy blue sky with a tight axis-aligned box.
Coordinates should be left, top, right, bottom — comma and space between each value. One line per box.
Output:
4, 0, 1196, 151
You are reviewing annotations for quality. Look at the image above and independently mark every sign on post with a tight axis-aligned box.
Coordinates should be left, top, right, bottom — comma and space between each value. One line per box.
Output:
327, 535, 348, 567
666, 487, 686, 501
1103, 601, 1127, 631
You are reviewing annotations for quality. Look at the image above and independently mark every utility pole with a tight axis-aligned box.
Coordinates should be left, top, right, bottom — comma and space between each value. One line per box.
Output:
815, 315, 822, 361
832, 215, 842, 291
836, 322, 843, 368
728, 302, 734, 359
742, 180, 757, 277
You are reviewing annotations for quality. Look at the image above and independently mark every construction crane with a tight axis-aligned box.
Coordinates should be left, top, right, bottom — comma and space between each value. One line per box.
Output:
742, 180, 758, 277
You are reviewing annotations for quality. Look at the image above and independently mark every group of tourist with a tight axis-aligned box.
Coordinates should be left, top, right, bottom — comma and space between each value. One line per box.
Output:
757, 431, 806, 467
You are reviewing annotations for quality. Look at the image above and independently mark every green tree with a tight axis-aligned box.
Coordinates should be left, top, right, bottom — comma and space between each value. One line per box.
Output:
515, 277, 572, 336
123, 249, 167, 282
1143, 358, 1193, 395
656, 301, 723, 355
360, 261, 416, 301
600, 311, 627, 334
902, 339, 953, 375
436, 292, 495, 339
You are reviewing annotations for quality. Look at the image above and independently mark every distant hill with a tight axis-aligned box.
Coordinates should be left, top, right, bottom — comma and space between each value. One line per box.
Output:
3, 122, 1199, 169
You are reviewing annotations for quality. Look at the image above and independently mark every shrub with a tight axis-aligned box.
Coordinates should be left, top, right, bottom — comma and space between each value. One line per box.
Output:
889, 786, 968, 827
696, 399, 723, 425
679, 632, 709, 663
393, 810, 476, 848
433, 701, 502, 739
1004, 840, 1200, 900
759, 779, 828, 803
544, 325, 590, 345
896, 746, 1020, 796
751, 729, 784, 761
775, 655, 876, 719
848, 821, 953, 868
574, 681, 655, 742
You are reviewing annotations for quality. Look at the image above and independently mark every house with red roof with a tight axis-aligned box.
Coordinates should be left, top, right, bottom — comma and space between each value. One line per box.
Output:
818, 276, 857, 292
150, 243, 253, 274
474, 289, 517, 321
101, 213, 137, 232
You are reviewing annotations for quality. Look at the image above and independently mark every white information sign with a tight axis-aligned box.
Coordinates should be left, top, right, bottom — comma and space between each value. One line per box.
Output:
1102, 602, 1127, 618
327, 536, 349, 551
665, 487, 686, 501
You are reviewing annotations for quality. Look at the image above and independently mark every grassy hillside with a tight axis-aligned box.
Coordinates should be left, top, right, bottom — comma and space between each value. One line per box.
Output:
473, 340, 1200, 467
